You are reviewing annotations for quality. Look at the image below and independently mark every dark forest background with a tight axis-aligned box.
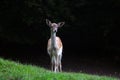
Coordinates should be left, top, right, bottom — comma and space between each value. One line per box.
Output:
0, 0, 120, 77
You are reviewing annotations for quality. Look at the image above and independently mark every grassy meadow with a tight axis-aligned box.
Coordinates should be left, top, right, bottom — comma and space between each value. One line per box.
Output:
0, 58, 119, 80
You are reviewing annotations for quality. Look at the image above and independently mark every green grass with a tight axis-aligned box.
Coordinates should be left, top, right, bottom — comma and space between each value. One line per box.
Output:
0, 58, 119, 80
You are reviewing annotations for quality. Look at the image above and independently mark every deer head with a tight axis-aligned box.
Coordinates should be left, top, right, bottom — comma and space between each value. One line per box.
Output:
46, 19, 65, 33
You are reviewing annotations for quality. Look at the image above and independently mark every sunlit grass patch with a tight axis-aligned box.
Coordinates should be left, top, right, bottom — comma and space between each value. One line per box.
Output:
0, 58, 119, 80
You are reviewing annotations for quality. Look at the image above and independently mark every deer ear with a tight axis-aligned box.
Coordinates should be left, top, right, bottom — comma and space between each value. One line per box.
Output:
46, 19, 52, 27
58, 22, 65, 27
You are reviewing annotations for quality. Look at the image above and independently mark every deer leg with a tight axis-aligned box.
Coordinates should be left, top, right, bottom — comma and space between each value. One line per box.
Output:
54, 56, 59, 72
51, 61, 54, 71
58, 60, 62, 72
51, 59, 53, 71
50, 54, 55, 72
57, 56, 59, 72
54, 61, 57, 72
58, 55, 62, 72
59, 63, 62, 72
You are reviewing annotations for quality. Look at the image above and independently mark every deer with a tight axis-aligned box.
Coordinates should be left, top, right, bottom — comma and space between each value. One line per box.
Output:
46, 19, 65, 72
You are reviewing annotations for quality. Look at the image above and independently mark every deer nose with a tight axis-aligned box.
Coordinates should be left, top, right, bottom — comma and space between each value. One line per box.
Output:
53, 28, 57, 32
55, 29, 57, 32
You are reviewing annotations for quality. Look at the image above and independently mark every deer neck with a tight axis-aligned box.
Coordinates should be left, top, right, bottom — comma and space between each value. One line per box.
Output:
51, 31, 57, 48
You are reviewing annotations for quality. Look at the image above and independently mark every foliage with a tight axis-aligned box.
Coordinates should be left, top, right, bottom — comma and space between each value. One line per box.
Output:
0, 0, 118, 51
